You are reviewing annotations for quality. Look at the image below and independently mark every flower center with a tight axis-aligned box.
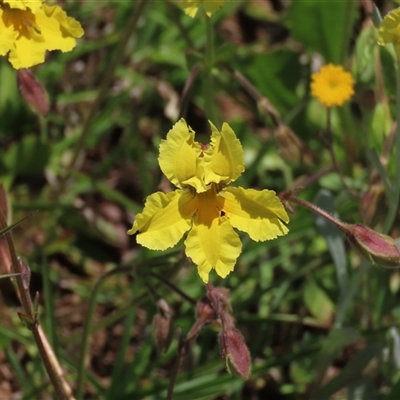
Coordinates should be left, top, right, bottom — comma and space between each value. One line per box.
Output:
195, 183, 224, 226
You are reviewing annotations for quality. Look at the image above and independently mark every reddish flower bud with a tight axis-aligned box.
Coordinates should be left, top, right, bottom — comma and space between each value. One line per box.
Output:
196, 295, 217, 324
206, 286, 235, 330
345, 223, 400, 267
17, 69, 50, 117
152, 298, 173, 353
219, 328, 251, 379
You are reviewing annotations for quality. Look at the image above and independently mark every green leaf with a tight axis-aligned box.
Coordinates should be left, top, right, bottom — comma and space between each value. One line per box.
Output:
317, 343, 382, 398
354, 25, 377, 83
314, 190, 348, 294
311, 327, 362, 393
238, 49, 302, 114
303, 279, 335, 322
0, 212, 35, 237
369, 102, 393, 152
3, 135, 50, 177
285, 0, 358, 63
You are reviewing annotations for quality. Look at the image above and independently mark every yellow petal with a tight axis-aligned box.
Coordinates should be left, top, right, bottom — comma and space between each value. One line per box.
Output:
181, 0, 200, 17
0, 10, 18, 56
221, 187, 289, 241
378, 8, 400, 45
184, 187, 241, 282
202, 0, 226, 16
128, 190, 197, 250
182, 0, 226, 18
4, 5, 83, 69
204, 121, 244, 185
185, 216, 241, 283
34, 5, 83, 50
159, 119, 207, 193
378, 8, 400, 57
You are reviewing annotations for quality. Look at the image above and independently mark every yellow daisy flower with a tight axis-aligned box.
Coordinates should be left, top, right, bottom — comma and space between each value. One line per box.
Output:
182, 0, 226, 18
378, 7, 400, 57
128, 119, 289, 283
310, 64, 354, 108
0, 0, 83, 69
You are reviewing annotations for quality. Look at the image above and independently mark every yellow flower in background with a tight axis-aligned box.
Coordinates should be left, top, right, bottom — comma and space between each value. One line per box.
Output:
128, 119, 289, 283
311, 64, 354, 108
182, 0, 226, 17
378, 7, 400, 57
0, 0, 83, 69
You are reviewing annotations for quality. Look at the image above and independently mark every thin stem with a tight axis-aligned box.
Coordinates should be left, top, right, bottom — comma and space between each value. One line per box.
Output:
288, 195, 347, 233
334, 262, 368, 327
75, 265, 136, 400
167, 282, 210, 400
229, 67, 281, 124
294, 164, 337, 191
325, 108, 358, 198
31, 326, 75, 400
202, 13, 218, 124
104, 278, 139, 398
39, 116, 48, 143
179, 65, 202, 119
54, 0, 147, 197
166, 332, 186, 400
41, 256, 57, 353
0, 208, 73, 399
151, 272, 197, 305
0, 210, 32, 315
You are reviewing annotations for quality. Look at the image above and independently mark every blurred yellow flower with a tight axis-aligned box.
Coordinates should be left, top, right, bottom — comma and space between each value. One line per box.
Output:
0, 0, 83, 69
182, 0, 226, 17
128, 119, 289, 283
378, 8, 400, 57
311, 64, 354, 108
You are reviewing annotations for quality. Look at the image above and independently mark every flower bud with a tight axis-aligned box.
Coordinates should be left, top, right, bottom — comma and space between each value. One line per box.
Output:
205, 286, 235, 329
345, 223, 400, 267
17, 69, 50, 117
219, 328, 251, 379
196, 295, 217, 324
152, 298, 173, 353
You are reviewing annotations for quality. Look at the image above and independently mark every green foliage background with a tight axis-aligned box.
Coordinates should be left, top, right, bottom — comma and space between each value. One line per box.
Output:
1, 0, 400, 399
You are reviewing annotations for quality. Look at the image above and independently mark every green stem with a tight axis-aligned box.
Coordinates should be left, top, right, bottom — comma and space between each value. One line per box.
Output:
75, 265, 140, 400
383, 60, 400, 233
288, 195, 346, 229
0, 209, 73, 399
41, 256, 57, 352
325, 108, 357, 198
179, 65, 202, 119
202, 13, 218, 124
334, 262, 368, 327
104, 278, 139, 398
54, 0, 147, 198
39, 116, 48, 143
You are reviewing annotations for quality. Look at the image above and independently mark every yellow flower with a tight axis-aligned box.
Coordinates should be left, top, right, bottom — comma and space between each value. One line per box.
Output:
128, 119, 289, 283
0, 0, 83, 69
378, 7, 400, 58
182, 0, 226, 18
310, 64, 354, 108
